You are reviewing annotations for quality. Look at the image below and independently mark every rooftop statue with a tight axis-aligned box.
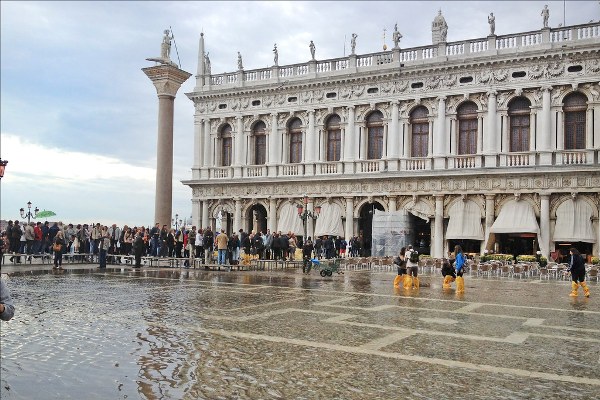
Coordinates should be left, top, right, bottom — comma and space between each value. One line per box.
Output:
309, 40, 316, 60
350, 33, 357, 55
393, 23, 403, 48
273, 43, 278, 66
542, 5, 550, 28
488, 12, 496, 35
205, 52, 211, 75
237, 52, 243, 70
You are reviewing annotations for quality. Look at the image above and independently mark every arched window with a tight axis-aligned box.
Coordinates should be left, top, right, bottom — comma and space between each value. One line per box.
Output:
220, 124, 232, 166
508, 97, 531, 152
563, 92, 587, 150
457, 102, 478, 155
326, 114, 341, 162
366, 111, 384, 159
288, 118, 303, 163
252, 121, 267, 165
410, 106, 428, 157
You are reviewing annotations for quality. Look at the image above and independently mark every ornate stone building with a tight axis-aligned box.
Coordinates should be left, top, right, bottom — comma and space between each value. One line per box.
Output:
183, 11, 600, 259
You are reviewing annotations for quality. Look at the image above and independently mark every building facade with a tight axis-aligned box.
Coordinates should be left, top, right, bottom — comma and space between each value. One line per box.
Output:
183, 12, 600, 259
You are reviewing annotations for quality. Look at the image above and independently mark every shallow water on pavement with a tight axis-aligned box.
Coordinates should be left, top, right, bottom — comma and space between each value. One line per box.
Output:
1, 268, 598, 399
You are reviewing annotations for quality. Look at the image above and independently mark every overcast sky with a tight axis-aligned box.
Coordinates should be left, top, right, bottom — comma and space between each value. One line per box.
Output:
1, 1, 598, 228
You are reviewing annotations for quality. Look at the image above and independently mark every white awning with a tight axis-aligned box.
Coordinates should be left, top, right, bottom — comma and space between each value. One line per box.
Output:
314, 202, 344, 238
553, 199, 596, 243
406, 199, 432, 222
277, 202, 304, 235
445, 200, 484, 240
490, 200, 540, 234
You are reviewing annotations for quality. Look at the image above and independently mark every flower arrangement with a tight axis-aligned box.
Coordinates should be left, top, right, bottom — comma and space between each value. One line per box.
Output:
591, 256, 599, 265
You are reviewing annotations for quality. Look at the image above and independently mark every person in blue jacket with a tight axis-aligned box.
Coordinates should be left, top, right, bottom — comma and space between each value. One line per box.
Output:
454, 245, 466, 294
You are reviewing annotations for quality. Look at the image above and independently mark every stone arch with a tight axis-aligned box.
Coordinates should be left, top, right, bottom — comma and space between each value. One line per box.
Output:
550, 193, 599, 219
444, 195, 485, 219
354, 197, 388, 219
559, 90, 590, 105
211, 200, 234, 218
495, 194, 539, 218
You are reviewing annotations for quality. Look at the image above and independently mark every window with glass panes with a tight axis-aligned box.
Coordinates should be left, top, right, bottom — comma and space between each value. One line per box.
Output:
457, 102, 478, 155
410, 106, 429, 157
220, 124, 232, 166
288, 118, 303, 163
326, 114, 341, 161
563, 92, 587, 150
367, 111, 384, 159
508, 97, 531, 152
253, 121, 267, 165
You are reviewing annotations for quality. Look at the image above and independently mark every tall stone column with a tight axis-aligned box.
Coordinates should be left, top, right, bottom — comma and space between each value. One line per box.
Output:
344, 106, 356, 173
191, 199, 201, 229
143, 64, 191, 228
234, 116, 244, 178
484, 194, 495, 252
234, 198, 242, 232
305, 110, 316, 175
201, 200, 209, 230
388, 101, 400, 171
269, 197, 277, 233
539, 86, 553, 165
268, 113, 279, 176
484, 91, 498, 167
539, 194, 550, 258
345, 197, 354, 241
433, 96, 446, 169
433, 195, 444, 258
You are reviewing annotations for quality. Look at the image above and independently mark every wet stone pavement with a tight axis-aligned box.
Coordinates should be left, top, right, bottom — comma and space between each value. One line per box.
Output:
0, 265, 599, 400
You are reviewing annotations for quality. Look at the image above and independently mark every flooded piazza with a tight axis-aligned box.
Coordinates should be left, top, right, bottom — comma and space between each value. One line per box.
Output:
1, 265, 599, 400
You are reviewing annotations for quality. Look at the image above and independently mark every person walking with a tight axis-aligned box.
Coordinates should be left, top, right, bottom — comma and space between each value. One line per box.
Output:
53, 231, 66, 269
568, 248, 590, 297
454, 245, 466, 294
98, 233, 110, 269
302, 237, 314, 274
132, 231, 144, 268
441, 258, 456, 289
393, 247, 407, 288
216, 229, 228, 267
405, 245, 420, 289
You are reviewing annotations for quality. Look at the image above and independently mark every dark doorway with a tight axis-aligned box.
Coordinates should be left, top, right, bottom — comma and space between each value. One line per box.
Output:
248, 204, 268, 234
408, 213, 431, 255
496, 233, 538, 259
448, 239, 480, 256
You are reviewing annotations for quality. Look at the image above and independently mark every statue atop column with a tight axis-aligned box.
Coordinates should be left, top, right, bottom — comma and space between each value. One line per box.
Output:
146, 29, 177, 66
431, 10, 448, 44
273, 43, 278, 66
392, 23, 403, 49
237, 52, 243, 70
309, 40, 316, 60
350, 33, 357, 55
541, 5, 550, 28
488, 12, 496, 35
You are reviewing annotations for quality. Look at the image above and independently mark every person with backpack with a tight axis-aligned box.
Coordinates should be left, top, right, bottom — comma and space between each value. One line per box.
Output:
405, 245, 420, 289
454, 245, 466, 294
441, 257, 456, 289
568, 247, 590, 298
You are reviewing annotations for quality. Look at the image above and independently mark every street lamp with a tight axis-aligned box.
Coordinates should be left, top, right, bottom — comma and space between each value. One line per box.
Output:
0, 159, 7, 179
20, 201, 39, 224
297, 195, 321, 241
172, 213, 182, 230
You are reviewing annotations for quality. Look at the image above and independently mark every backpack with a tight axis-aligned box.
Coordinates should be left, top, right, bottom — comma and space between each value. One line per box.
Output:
409, 250, 419, 263
53, 242, 62, 252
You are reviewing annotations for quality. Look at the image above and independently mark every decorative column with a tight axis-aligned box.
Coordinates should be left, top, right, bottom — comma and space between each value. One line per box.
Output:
143, 64, 192, 228
484, 194, 495, 252
484, 91, 498, 167
234, 198, 242, 232
388, 101, 400, 171
191, 198, 201, 229
388, 196, 397, 213
233, 116, 244, 178
305, 110, 316, 175
433, 96, 446, 169
344, 106, 356, 173
539, 86, 553, 165
269, 197, 277, 233
344, 197, 354, 241
539, 194, 550, 258
268, 113, 279, 176
203, 119, 211, 169
193, 117, 203, 175
201, 200, 209, 230
433, 195, 444, 258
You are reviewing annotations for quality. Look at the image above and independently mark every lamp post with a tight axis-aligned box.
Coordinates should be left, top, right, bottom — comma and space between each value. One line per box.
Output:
0, 159, 7, 179
297, 195, 321, 241
20, 201, 39, 224
172, 213, 182, 231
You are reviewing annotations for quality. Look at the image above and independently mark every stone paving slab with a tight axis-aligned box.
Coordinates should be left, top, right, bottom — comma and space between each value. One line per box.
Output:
1, 265, 598, 399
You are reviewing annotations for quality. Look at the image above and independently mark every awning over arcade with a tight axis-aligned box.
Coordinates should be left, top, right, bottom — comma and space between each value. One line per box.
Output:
446, 200, 484, 240
314, 202, 344, 238
490, 200, 540, 235
406, 200, 432, 222
277, 202, 304, 236
553, 198, 596, 243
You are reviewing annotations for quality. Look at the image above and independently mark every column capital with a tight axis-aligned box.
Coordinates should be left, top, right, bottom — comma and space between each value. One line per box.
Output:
142, 64, 192, 97
487, 90, 497, 97
485, 194, 496, 201
436, 95, 446, 102
541, 85, 553, 92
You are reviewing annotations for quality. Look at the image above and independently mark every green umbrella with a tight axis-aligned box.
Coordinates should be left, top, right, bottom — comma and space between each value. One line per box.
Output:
36, 210, 57, 218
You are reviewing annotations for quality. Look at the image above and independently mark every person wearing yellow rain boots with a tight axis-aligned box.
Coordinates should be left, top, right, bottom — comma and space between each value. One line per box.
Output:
441, 258, 456, 289
406, 245, 420, 289
393, 247, 407, 288
454, 245, 466, 294
568, 248, 590, 298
